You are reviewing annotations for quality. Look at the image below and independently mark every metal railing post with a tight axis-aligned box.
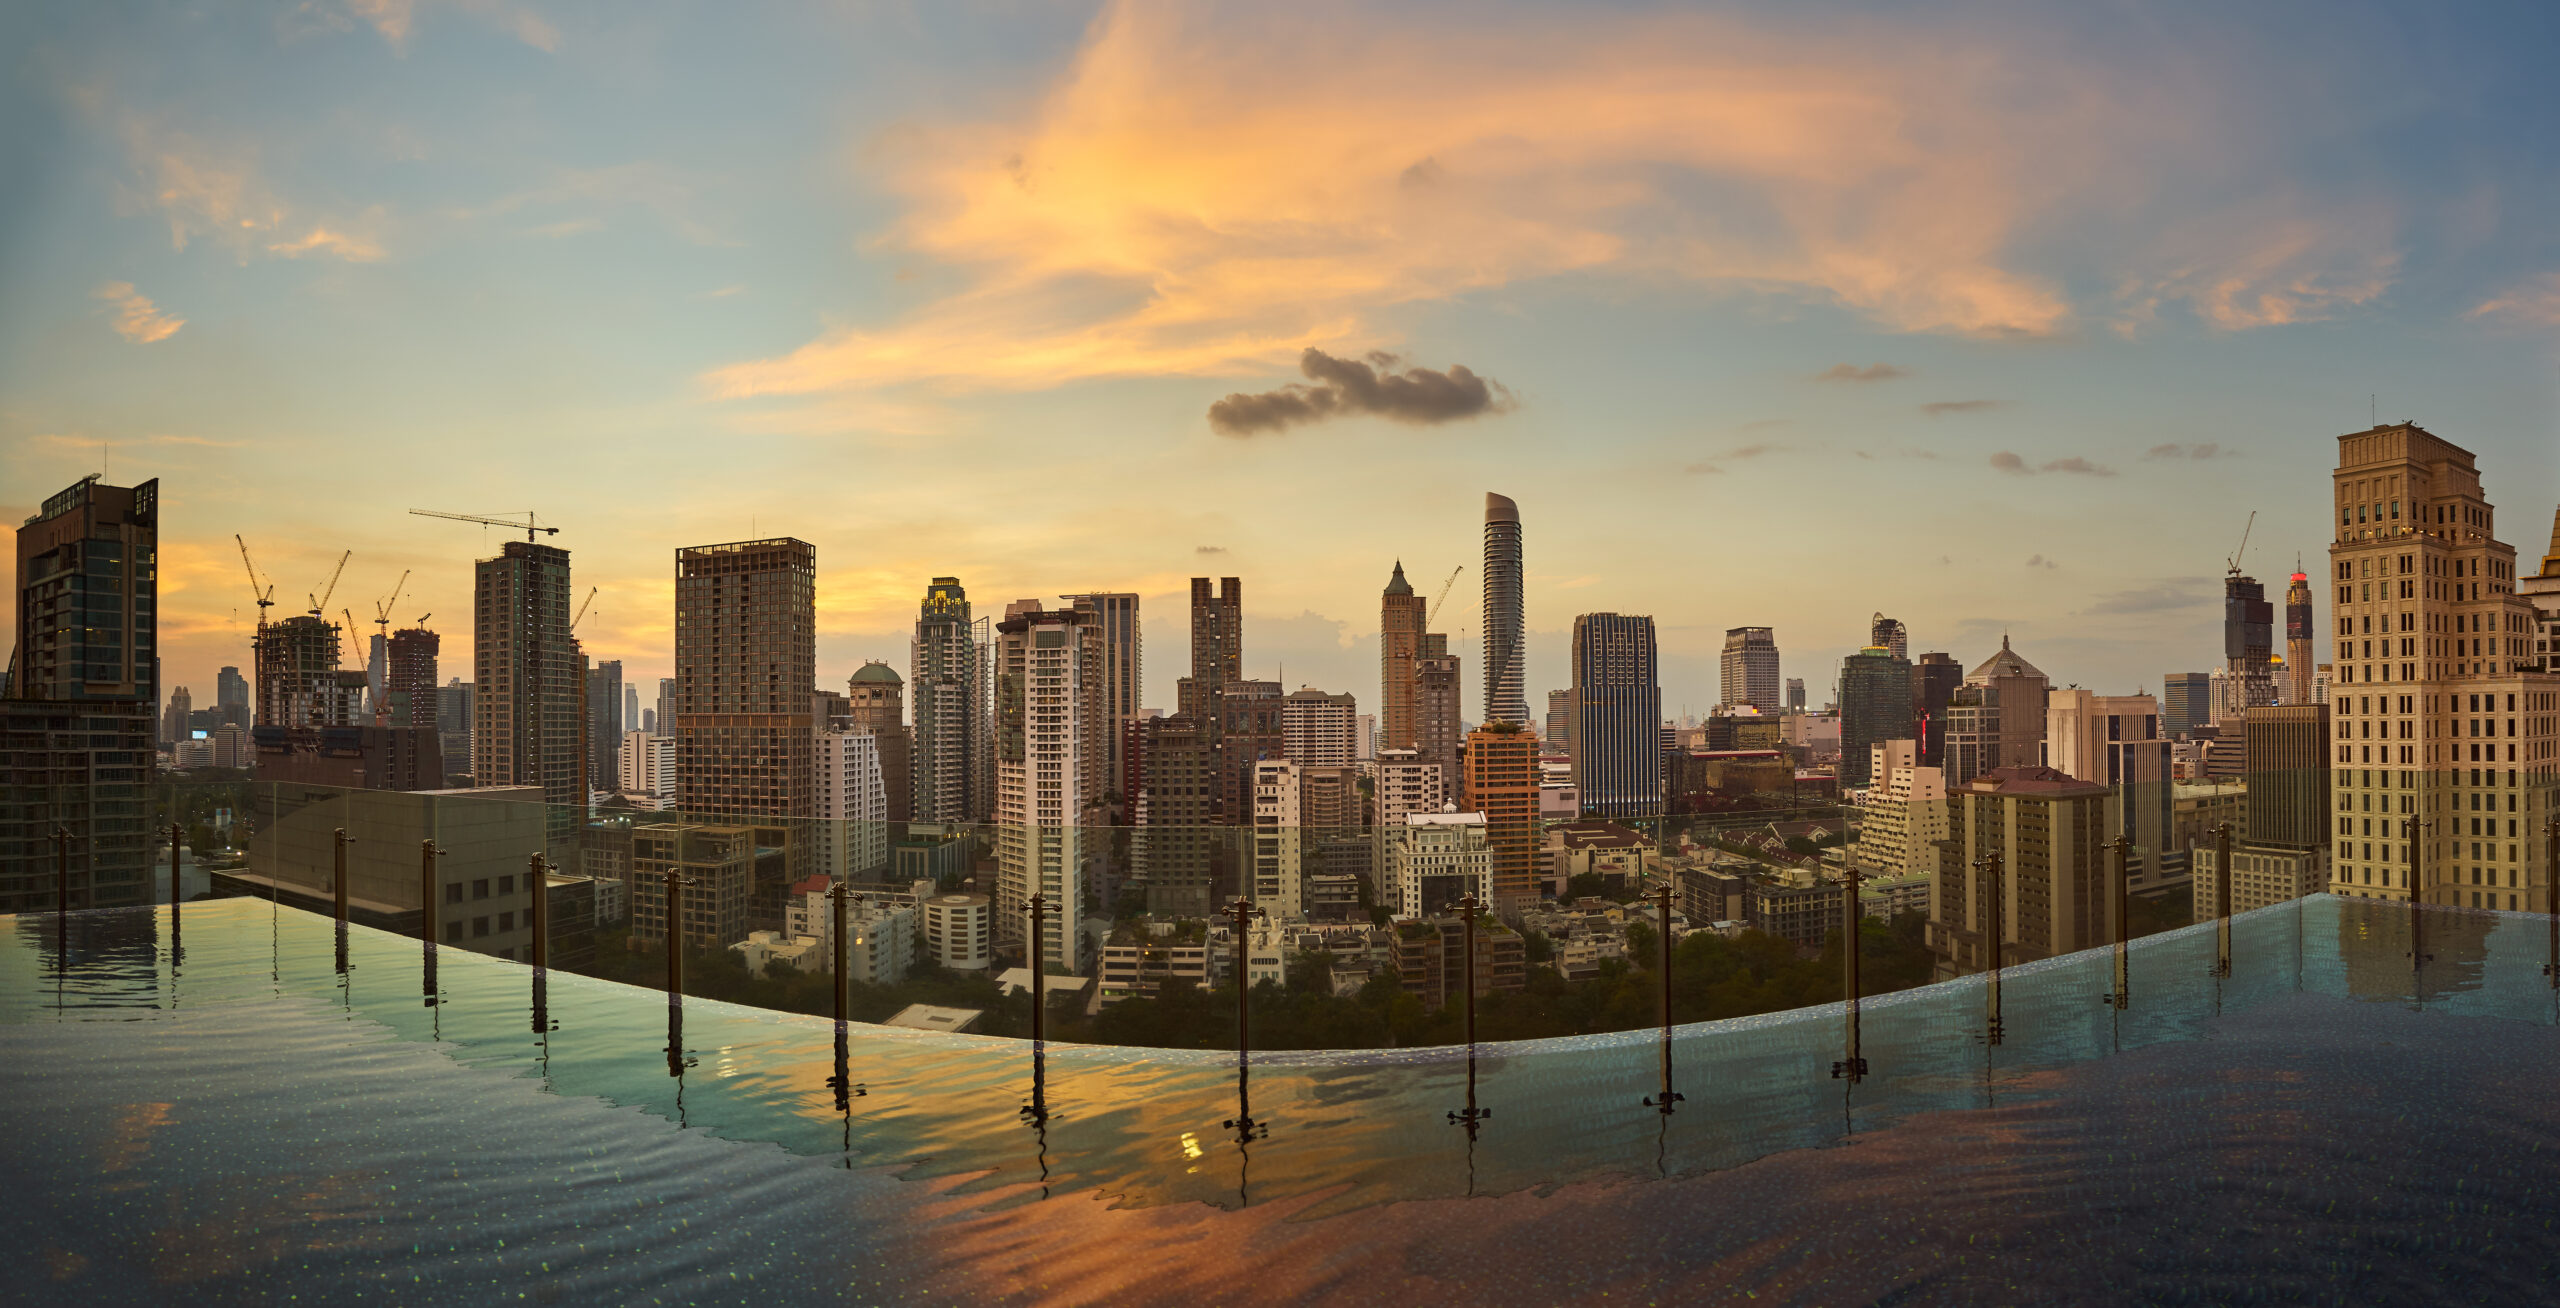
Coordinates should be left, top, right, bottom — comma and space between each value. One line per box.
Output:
665, 870, 696, 1000
1027, 893, 1048, 1047
2543, 816, 2558, 992
1224, 897, 1266, 1142
168, 821, 184, 917
333, 828, 351, 926
2211, 822, 2233, 978
1446, 892, 1490, 1132
2109, 835, 2131, 1008
1977, 851, 2005, 1046
420, 841, 442, 945
1831, 870, 1867, 1083
830, 881, 850, 1026
527, 854, 550, 972
55, 825, 71, 925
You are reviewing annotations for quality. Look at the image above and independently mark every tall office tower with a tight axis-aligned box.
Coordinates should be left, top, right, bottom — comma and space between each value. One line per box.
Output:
993, 602, 1106, 971
1356, 715, 1375, 760
215, 664, 250, 726
2161, 672, 2212, 737
1250, 759, 1305, 918
1544, 688, 1576, 761
912, 577, 984, 824
674, 539, 817, 847
1133, 713, 1216, 919
2195, 704, 2335, 914
473, 538, 580, 846
1928, 766, 2115, 976
366, 631, 388, 706
1281, 687, 1359, 768
1941, 636, 2052, 787
1176, 576, 1245, 820
619, 730, 676, 807
1870, 613, 1909, 662
2284, 569, 2317, 703
1785, 677, 1806, 711
2218, 574, 2277, 722
1720, 626, 1780, 710
2043, 689, 2171, 877
383, 627, 438, 729
1481, 493, 1528, 727
1415, 639, 1463, 785
655, 677, 676, 736
1220, 679, 1285, 822
258, 615, 343, 728
847, 661, 912, 823
1063, 592, 1141, 798
623, 683, 639, 734
1462, 722, 1540, 915
1380, 562, 1426, 751
586, 659, 623, 798
813, 726, 889, 880
436, 678, 474, 777
2523, 503, 2560, 673
1570, 613, 1662, 818
163, 685, 192, 746
1837, 646, 1915, 786
2324, 423, 2559, 908
3, 475, 158, 912
1909, 652, 1962, 769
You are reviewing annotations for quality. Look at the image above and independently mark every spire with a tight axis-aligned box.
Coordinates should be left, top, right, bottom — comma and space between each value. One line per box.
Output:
1384, 560, 1413, 596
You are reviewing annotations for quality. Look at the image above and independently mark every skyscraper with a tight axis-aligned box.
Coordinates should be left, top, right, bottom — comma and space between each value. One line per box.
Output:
623, 683, 640, 734
994, 601, 1107, 971
2193, 702, 2334, 914
1063, 591, 1141, 801
2161, 672, 2212, 737
1414, 638, 1462, 788
1909, 651, 1962, 769
2323, 422, 2559, 907
258, 614, 344, 729
674, 538, 817, 837
3, 475, 158, 912
654, 677, 675, 737
1929, 766, 2114, 976
216, 664, 250, 726
1720, 626, 1780, 710
812, 726, 888, 880
846, 661, 912, 824
587, 658, 623, 797
2043, 689, 2170, 879
2283, 568, 2316, 703
1281, 687, 1359, 768
1837, 646, 1915, 787
2219, 573, 2276, 721
473, 538, 580, 849
1570, 613, 1662, 817
1870, 613, 1909, 661
1462, 722, 1540, 915
1785, 677, 1806, 711
1380, 562, 1426, 752
1544, 687, 1575, 761
1481, 493, 1528, 727
912, 577, 985, 824
163, 685, 191, 747
1133, 712, 1216, 919
384, 627, 438, 729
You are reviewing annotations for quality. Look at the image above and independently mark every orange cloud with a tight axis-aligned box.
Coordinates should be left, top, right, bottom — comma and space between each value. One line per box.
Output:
709, 0, 2133, 397
118, 120, 390, 263
94, 282, 185, 343
2110, 204, 2399, 334
2469, 274, 2560, 326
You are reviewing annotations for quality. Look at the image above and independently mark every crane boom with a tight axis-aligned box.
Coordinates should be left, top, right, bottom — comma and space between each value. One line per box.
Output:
571, 586, 598, 631
233, 534, 275, 612
1426, 564, 1465, 630
373, 569, 410, 634
408, 508, 559, 541
2226, 510, 2257, 576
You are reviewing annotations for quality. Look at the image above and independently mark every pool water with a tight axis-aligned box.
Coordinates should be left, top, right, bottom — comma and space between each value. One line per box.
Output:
7, 895, 2559, 1303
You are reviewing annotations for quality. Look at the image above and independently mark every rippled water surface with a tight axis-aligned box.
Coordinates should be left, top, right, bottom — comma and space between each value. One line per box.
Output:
7, 895, 2560, 1304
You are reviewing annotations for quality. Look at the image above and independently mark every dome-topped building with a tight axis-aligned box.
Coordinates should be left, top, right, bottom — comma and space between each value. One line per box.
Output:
1965, 634, 2048, 687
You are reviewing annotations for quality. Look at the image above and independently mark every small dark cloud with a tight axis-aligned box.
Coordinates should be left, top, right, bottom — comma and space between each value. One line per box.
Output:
1854, 447, 1939, 462
1209, 348, 1512, 436
2143, 442, 2233, 460
1814, 363, 1910, 383
1938, 555, 1952, 566
1399, 156, 1447, 189
1922, 399, 2004, 417
1991, 451, 2116, 476
1195, 545, 1227, 554
2026, 554, 2059, 570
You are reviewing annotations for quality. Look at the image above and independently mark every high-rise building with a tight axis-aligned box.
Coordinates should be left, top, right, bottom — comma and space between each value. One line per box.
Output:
813, 726, 889, 880
1928, 766, 2115, 976
2322, 422, 2559, 908
1063, 591, 1141, 801
216, 664, 250, 726
654, 677, 676, 737
1250, 759, 1305, 919
1178, 576, 1245, 823
2195, 704, 2333, 914
587, 659, 623, 800
384, 627, 438, 729
1856, 739, 1945, 879
2523, 503, 2560, 674
1870, 613, 1909, 662
673, 539, 817, 840
258, 615, 344, 729
1133, 713, 1216, 920
436, 678, 474, 778
623, 683, 640, 734
1570, 613, 1662, 817
1462, 722, 1540, 915
1374, 747, 1447, 827
1720, 626, 1780, 710
1219, 679, 1285, 823
1482, 493, 1528, 727
163, 684, 192, 747
1941, 636, 2051, 786
473, 539, 580, 850
1544, 688, 1576, 761
2044, 689, 2171, 881
1281, 687, 1359, 768
2162, 672, 2212, 738
846, 661, 912, 824
619, 730, 675, 807
993, 601, 1107, 971
3, 475, 158, 913
1414, 641, 1462, 785
1381, 562, 1427, 752
1837, 646, 1915, 787
2219, 573, 2277, 722
1909, 652, 1962, 770
912, 577, 985, 824
1785, 677, 1806, 711
2284, 569, 2317, 703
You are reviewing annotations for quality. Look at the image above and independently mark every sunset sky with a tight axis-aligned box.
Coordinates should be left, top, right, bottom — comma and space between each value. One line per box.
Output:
5, 0, 2556, 721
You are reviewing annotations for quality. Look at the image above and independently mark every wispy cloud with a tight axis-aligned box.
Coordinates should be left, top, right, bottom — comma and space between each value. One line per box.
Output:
2079, 580, 2213, 615
1684, 442, 1781, 475
113, 117, 390, 263
93, 282, 184, 343
1207, 349, 1511, 436
1195, 544, 1228, 554
1991, 451, 2115, 476
1922, 399, 2003, 417
2111, 203, 2398, 334
2026, 553, 2059, 570
2469, 274, 2560, 326
345, 0, 558, 54
2143, 441, 2230, 460
1812, 363, 1909, 383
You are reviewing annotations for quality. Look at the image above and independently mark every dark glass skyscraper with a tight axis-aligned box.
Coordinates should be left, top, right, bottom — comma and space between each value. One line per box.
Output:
1570, 613, 1661, 817
1837, 645, 1915, 787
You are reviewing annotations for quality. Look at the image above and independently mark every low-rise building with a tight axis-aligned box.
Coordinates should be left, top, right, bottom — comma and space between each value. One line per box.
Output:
1097, 919, 1212, 1005
1388, 811, 1493, 919
1393, 914, 1527, 1011
731, 930, 826, 979
629, 823, 756, 949
921, 891, 992, 971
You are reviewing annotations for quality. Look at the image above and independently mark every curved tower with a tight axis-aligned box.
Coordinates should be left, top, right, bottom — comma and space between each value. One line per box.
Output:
1482, 493, 1527, 728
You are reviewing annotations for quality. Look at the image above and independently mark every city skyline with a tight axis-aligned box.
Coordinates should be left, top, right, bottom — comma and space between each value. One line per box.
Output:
7, 1, 2560, 724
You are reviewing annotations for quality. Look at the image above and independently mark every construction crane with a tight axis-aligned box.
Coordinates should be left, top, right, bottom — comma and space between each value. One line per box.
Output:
308, 549, 351, 619
408, 509, 559, 541
2225, 510, 2257, 577
340, 609, 361, 670
234, 534, 276, 618
1426, 564, 1465, 630
414, 613, 432, 626
571, 586, 598, 632
371, 569, 411, 641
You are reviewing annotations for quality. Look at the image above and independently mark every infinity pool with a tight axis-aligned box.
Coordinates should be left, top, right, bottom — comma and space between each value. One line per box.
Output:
7, 895, 2559, 1303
